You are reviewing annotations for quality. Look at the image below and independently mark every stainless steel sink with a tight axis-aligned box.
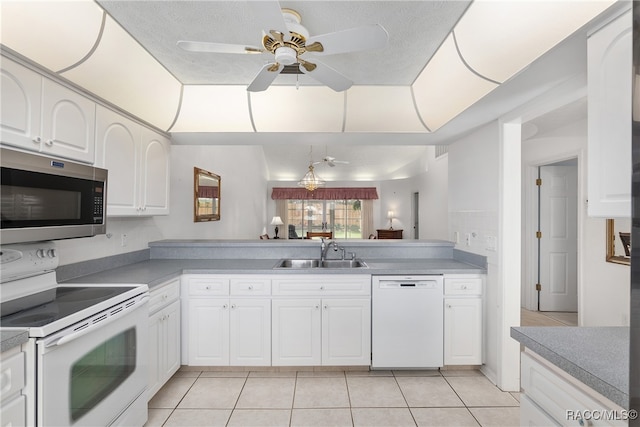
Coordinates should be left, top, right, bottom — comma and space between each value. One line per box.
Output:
275, 259, 320, 268
274, 259, 368, 269
321, 259, 368, 268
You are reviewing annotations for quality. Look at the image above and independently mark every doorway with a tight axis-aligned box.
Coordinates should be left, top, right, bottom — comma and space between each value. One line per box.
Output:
535, 159, 578, 313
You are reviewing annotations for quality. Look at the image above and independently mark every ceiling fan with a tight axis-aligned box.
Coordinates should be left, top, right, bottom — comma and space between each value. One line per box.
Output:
176, 1, 389, 92
314, 155, 350, 167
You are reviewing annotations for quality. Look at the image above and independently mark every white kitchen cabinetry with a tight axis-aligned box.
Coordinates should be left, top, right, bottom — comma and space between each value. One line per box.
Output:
520, 350, 627, 427
1, 58, 95, 163
182, 275, 271, 366
443, 275, 483, 365
96, 105, 170, 216
0, 346, 27, 427
147, 279, 181, 400
587, 9, 632, 218
271, 275, 371, 366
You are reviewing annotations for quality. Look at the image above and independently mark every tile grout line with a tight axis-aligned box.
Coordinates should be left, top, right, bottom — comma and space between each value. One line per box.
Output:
441, 372, 483, 426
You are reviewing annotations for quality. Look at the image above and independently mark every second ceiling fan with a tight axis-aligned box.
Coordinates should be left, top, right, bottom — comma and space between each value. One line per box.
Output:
177, 1, 389, 92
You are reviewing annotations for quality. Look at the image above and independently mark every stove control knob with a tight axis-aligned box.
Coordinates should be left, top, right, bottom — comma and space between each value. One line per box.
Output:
47, 249, 57, 258
36, 249, 46, 258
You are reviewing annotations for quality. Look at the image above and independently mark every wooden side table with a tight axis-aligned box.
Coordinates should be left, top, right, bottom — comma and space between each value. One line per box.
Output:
377, 229, 403, 239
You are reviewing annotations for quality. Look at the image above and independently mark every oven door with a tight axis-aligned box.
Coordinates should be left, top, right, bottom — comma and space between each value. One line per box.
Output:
36, 297, 148, 427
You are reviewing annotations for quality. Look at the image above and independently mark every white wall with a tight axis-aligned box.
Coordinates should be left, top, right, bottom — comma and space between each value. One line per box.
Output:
521, 118, 630, 326
447, 121, 503, 386
155, 145, 269, 239
383, 146, 449, 240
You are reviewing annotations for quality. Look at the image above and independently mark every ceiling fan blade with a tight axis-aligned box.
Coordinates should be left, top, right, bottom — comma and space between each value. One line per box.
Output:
247, 62, 283, 92
177, 40, 263, 54
248, 1, 291, 42
306, 24, 389, 55
299, 60, 352, 92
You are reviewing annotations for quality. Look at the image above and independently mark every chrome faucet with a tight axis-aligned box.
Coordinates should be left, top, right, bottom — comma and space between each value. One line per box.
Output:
320, 238, 339, 261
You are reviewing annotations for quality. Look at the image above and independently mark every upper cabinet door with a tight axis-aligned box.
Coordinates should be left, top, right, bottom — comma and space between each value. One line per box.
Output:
0, 59, 42, 150
587, 10, 632, 218
41, 78, 95, 164
139, 127, 170, 216
96, 105, 140, 216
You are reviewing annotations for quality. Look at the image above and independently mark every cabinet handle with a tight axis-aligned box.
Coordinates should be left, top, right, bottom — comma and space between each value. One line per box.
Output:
45, 139, 54, 146
248, 285, 253, 290
231, 304, 236, 309
320, 286, 324, 290
33, 136, 42, 144
205, 285, 211, 290
315, 305, 320, 309
323, 305, 328, 310
447, 304, 452, 308
223, 304, 228, 309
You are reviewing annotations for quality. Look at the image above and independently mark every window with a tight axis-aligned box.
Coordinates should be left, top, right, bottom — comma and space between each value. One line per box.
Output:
287, 199, 363, 239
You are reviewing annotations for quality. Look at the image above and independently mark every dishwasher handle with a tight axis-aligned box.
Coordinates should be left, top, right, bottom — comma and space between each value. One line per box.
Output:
378, 280, 440, 289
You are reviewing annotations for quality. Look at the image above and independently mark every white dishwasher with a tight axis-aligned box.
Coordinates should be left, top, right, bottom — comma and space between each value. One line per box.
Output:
372, 275, 443, 368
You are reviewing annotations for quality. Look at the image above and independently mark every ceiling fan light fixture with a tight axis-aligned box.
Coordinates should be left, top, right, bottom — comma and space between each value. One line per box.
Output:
297, 164, 325, 192
275, 46, 298, 65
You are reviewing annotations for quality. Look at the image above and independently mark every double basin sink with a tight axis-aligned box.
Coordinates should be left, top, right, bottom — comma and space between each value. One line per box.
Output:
274, 259, 368, 269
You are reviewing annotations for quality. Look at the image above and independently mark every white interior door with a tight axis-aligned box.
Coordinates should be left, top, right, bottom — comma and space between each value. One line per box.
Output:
539, 165, 578, 312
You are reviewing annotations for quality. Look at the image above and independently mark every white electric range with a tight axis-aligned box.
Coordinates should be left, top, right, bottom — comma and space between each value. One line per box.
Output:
0, 242, 150, 427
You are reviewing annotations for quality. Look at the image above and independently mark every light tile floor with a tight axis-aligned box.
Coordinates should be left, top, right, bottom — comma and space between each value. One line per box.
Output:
146, 368, 520, 427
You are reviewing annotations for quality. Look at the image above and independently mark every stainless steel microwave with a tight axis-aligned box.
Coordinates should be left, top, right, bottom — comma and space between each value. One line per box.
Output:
0, 148, 107, 244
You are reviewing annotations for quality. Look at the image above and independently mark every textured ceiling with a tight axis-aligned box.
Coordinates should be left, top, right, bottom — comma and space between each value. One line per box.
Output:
96, 1, 471, 86
92, 0, 599, 182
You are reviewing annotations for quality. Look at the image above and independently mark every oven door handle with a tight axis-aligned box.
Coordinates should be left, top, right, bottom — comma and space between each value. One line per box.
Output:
42, 295, 149, 348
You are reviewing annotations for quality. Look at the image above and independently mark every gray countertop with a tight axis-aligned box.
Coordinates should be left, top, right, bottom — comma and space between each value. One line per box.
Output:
511, 326, 629, 409
1, 329, 29, 353
1, 256, 483, 353
61, 258, 485, 288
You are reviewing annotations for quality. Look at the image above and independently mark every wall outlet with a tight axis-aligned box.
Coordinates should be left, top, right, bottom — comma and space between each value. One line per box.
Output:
121, 234, 128, 247
485, 236, 497, 251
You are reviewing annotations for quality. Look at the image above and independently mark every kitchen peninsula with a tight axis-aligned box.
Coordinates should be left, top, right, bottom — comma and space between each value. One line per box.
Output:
511, 327, 630, 425
52, 239, 488, 399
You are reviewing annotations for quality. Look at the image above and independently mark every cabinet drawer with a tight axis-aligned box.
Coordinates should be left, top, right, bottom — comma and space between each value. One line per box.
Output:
230, 278, 271, 295
521, 351, 626, 426
186, 277, 229, 296
444, 277, 482, 295
0, 394, 26, 427
149, 279, 180, 313
0, 351, 25, 402
272, 275, 370, 296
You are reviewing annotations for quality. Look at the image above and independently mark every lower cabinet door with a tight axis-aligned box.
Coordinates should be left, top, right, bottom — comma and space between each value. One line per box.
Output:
188, 299, 229, 365
148, 300, 181, 399
230, 298, 271, 366
322, 298, 371, 366
147, 309, 162, 398
519, 395, 560, 427
444, 298, 482, 365
164, 300, 181, 377
272, 299, 321, 366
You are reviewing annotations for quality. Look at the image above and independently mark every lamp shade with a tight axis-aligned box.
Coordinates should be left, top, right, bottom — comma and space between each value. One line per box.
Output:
270, 216, 284, 226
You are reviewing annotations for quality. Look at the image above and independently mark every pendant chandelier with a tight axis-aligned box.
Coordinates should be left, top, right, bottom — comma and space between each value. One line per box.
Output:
297, 163, 325, 191
297, 146, 325, 191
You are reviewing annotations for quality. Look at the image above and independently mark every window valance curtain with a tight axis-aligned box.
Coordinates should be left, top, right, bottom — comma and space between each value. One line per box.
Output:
271, 187, 379, 200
